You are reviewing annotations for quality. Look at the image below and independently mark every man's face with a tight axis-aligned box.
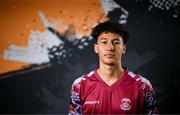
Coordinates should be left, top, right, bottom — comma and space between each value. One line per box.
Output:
94, 32, 126, 66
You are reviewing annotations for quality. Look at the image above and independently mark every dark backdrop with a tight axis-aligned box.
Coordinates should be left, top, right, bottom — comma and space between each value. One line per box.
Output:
0, 0, 179, 114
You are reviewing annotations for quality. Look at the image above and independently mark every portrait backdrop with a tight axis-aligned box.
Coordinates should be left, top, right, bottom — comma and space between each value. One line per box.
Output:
0, 0, 179, 113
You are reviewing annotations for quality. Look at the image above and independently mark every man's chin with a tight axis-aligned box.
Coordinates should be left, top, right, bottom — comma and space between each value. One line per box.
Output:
104, 61, 116, 66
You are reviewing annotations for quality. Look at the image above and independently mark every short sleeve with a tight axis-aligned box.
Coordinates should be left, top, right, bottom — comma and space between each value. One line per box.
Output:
68, 78, 82, 115
141, 77, 159, 114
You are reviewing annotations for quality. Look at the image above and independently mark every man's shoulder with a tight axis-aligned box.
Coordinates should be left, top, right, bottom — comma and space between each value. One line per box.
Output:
72, 70, 96, 86
127, 70, 152, 87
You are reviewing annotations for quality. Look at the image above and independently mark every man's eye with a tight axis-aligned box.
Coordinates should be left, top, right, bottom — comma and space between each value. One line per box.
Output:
101, 41, 107, 44
113, 41, 120, 44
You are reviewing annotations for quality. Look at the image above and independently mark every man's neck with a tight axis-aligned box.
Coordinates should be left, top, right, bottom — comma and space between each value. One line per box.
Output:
97, 63, 124, 86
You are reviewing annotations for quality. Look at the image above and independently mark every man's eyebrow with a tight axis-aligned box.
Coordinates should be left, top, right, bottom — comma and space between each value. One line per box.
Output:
99, 38, 108, 40
113, 38, 121, 41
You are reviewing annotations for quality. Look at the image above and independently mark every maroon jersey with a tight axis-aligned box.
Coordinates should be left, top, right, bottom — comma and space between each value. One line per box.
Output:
68, 69, 158, 114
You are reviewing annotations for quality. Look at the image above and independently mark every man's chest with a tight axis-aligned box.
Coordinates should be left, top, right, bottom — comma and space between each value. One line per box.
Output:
81, 84, 141, 114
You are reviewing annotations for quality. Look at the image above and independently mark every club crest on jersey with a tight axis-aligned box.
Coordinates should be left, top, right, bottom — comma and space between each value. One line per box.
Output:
120, 98, 131, 110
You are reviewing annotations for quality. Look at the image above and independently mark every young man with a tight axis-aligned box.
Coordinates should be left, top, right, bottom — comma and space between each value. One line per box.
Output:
68, 21, 158, 114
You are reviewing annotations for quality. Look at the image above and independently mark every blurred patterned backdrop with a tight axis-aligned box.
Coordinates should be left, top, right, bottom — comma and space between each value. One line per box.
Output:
0, 0, 179, 113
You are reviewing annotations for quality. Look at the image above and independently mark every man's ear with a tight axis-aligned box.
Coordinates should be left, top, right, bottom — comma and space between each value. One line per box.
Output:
94, 44, 98, 54
122, 44, 126, 54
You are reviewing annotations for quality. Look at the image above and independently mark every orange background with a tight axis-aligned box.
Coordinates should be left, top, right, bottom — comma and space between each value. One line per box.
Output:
0, 0, 107, 75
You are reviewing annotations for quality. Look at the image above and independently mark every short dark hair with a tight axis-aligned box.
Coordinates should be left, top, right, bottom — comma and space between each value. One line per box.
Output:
91, 21, 129, 44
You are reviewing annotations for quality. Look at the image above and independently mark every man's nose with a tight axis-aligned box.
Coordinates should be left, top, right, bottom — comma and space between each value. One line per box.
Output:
107, 42, 115, 51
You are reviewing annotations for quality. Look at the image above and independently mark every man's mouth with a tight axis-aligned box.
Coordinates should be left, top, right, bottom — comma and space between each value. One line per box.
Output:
105, 54, 115, 57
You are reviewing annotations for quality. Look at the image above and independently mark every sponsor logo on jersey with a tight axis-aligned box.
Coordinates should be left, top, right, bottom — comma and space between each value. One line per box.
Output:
120, 98, 131, 110
84, 100, 99, 105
